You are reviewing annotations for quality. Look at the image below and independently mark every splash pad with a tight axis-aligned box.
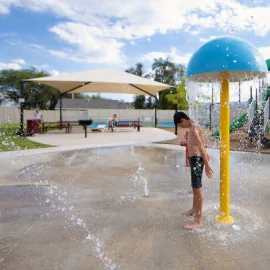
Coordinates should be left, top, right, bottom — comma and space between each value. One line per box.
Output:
186, 36, 268, 223
1, 144, 270, 269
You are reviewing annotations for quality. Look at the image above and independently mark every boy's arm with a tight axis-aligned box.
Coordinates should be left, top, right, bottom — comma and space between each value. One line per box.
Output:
191, 126, 213, 178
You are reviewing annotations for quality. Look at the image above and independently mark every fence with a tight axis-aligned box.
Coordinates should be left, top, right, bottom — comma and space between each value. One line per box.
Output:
0, 107, 248, 128
0, 108, 183, 125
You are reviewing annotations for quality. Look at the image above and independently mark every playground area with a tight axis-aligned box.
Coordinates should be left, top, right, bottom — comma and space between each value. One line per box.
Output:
1, 144, 270, 269
1, 32, 270, 270
160, 127, 270, 153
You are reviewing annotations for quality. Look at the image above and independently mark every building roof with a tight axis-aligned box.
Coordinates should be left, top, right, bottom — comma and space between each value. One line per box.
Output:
55, 98, 132, 110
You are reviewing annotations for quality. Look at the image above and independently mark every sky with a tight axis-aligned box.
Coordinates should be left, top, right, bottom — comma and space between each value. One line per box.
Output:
0, 0, 270, 102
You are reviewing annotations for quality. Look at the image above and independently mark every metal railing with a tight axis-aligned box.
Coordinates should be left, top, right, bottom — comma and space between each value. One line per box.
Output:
264, 98, 269, 132
247, 99, 255, 131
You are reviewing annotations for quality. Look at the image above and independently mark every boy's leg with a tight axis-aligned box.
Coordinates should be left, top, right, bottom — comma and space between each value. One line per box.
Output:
182, 192, 196, 216
183, 157, 196, 216
183, 188, 203, 229
194, 188, 203, 222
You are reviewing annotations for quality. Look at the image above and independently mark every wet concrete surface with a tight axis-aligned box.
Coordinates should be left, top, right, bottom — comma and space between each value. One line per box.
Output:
0, 145, 270, 269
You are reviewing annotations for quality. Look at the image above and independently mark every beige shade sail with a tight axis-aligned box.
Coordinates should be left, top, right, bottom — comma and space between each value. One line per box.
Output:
23, 68, 172, 97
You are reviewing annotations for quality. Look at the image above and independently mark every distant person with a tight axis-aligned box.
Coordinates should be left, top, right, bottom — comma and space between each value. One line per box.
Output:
34, 108, 43, 123
107, 114, 118, 131
113, 114, 118, 127
107, 116, 113, 131
174, 112, 213, 229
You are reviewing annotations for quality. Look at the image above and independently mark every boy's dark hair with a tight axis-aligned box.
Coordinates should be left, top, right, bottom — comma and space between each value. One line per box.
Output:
174, 112, 190, 125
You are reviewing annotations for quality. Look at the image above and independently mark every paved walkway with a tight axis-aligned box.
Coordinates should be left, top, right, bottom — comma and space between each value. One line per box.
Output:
28, 127, 176, 148
0, 128, 176, 159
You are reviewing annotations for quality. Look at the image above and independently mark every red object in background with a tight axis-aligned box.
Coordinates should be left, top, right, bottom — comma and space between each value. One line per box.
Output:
27, 120, 40, 134
180, 131, 189, 167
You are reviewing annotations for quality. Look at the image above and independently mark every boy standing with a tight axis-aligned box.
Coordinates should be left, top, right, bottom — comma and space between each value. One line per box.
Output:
174, 112, 213, 229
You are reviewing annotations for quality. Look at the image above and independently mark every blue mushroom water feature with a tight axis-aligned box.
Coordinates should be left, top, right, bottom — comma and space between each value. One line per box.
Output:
186, 36, 268, 224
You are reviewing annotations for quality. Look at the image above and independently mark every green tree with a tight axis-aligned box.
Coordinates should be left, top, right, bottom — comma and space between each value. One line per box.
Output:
146, 96, 153, 109
167, 79, 189, 110
133, 95, 145, 109
152, 58, 186, 109
0, 68, 61, 109
126, 63, 144, 76
63, 93, 85, 99
126, 63, 149, 109
89, 93, 103, 100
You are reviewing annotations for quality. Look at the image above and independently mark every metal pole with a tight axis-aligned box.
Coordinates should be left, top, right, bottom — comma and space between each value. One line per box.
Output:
60, 94, 63, 129
155, 106, 157, 127
209, 104, 212, 131
154, 97, 158, 127
85, 125, 87, 138
20, 81, 25, 135
269, 97, 270, 120
210, 84, 214, 130
256, 88, 258, 112
175, 105, 178, 135
239, 81, 241, 103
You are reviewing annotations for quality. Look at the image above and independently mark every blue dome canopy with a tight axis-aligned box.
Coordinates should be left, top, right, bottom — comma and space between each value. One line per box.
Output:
186, 37, 267, 82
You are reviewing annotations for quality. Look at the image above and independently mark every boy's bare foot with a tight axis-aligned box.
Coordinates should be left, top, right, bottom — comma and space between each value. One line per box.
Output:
183, 220, 203, 229
182, 209, 195, 216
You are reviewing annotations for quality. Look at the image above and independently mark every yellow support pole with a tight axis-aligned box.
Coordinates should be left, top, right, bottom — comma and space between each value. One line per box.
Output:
216, 73, 234, 224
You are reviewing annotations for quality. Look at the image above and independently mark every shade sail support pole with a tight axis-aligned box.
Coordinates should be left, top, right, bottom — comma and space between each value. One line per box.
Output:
129, 84, 156, 98
155, 97, 158, 127
60, 94, 63, 129
62, 82, 92, 95
19, 81, 25, 135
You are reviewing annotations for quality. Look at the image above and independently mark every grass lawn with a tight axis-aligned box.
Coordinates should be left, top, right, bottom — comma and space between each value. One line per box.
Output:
0, 123, 53, 152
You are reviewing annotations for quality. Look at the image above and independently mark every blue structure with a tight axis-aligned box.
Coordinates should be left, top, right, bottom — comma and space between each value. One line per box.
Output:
185, 36, 268, 225
186, 37, 267, 82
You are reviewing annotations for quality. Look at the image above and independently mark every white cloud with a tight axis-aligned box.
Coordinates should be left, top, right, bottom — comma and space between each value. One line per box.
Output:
49, 22, 126, 64
3, 0, 270, 66
32, 64, 50, 70
199, 36, 220, 43
0, 62, 21, 70
6, 39, 46, 51
12, 58, 25, 65
2, 0, 270, 37
140, 47, 192, 65
50, 69, 61, 76
258, 47, 270, 59
0, 2, 11, 14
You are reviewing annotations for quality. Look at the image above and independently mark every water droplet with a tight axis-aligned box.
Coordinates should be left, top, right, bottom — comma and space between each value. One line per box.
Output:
232, 225, 241, 231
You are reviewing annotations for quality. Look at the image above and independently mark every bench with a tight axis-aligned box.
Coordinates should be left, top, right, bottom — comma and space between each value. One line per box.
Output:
61, 121, 82, 133
40, 122, 69, 133
109, 119, 141, 132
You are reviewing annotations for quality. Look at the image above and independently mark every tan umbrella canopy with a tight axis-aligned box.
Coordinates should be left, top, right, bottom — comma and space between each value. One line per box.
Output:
23, 68, 172, 97
19, 68, 172, 134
